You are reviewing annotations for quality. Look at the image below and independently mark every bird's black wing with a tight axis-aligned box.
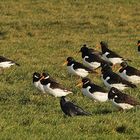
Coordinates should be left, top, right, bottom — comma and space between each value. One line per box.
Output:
89, 84, 107, 93
0, 56, 20, 66
49, 77, 71, 91
86, 53, 112, 65
105, 48, 123, 58
106, 72, 136, 88
115, 93, 140, 106
65, 101, 91, 116
0, 56, 12, 62
125, 66, 140, 76
74, 62, 96, 73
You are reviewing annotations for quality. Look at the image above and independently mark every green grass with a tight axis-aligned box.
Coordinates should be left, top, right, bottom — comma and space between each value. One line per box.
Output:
0, 0, 140, 139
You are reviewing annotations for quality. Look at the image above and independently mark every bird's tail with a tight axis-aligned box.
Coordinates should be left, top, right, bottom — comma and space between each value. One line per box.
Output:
123, 58, 132, 62
129, 83, 137, 88
82, 111, 92, 116
15, 62, 20, 66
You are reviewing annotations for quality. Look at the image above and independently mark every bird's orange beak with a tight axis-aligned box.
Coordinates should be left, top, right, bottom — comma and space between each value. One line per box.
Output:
62, 61, 68, 66
40, 75, 45, 81
95, 44, 100, 50
137, 43, 140, 46
76, 81, 83, 87
115, 65, 122, 72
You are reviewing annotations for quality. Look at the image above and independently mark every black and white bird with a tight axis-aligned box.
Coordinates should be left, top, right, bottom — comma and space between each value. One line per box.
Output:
40, 72, 72, 97
77, 78, 108, 102
137, 40, 140, 53
0, 56, 20, 68
108, 87, 140, 110
118, 62, 140, 84
33, 72, 45, 93
79, 45, 112, 70
60, 96, 91, 117
63, 57, 97, 77
100, 41, 131, 65
101, 63, 137, 90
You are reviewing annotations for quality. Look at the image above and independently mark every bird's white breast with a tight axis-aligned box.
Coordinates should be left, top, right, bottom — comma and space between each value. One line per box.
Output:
43, 83, 72, 97
0, 61, 15, 68
34, 81, 45, 93
83, 56, 100, 69
101, 76, 127, 90
67, 65, 88, 77
111, 99, 134, 110
82, 87, 108, 102
119, 70, 140, 84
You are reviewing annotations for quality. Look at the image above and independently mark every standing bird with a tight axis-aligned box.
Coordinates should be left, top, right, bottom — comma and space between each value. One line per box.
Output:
101, 63, 137, 90
79, 45, 112, 70
0, 56, 20, 68
40, 72, 72, 97
118, 62, 140, 84
137, 40, 140, 53
63, 57, 97, 77
76, 78, 108, 102
33, 72, 45, 93
100, 41, 131, 65
108, 87, 140, 110
60, 96, 91, 117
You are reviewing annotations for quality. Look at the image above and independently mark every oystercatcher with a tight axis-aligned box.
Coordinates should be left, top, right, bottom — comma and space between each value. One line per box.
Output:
118, 62, 140, 84
76, 78, 108, 102
40, 72, 72, 97
100, 41, 131, 65
63, 57, 97, 77
108, 87, 140, 110
101, 63, 137, 90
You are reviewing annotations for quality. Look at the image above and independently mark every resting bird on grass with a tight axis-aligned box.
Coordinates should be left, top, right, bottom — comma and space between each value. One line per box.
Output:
79, 45, 112, 70
101, 63, 137, 90
108, 87, 140, 110
40, 72, 72, 97
100, 41, 131, 65
60, 96, 91, 117
0, 56, 20, 73
0, 56, 20, 68
33, 72, 45, 93
118, 62, 140, 84
76, 78, 108, 102
63, 57, 97, 78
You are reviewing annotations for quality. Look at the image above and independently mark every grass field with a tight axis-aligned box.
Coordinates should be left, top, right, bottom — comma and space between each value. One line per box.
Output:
0, 0, 140, 139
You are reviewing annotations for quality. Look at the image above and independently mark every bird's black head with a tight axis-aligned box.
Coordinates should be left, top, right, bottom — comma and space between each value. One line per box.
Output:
108, 87, 121, 100
79, 45, 89, 53
33, 72, 41, 82
101, 63, 112, 73
42, 72, 49, 79
120, 62, 128, 68
60, 96, 68, 105
82, 78, 91, 85
100, 41, 108, 48
66, 57, 75, 65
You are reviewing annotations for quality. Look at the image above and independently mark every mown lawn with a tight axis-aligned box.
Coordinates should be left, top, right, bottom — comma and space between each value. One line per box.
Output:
0, 0, 140, 139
